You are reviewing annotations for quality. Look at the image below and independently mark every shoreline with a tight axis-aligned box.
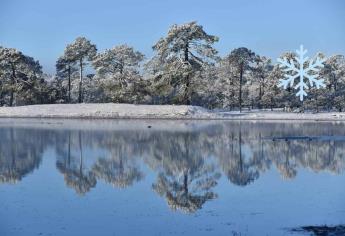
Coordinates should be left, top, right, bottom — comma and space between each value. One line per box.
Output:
0, 103, 345, 121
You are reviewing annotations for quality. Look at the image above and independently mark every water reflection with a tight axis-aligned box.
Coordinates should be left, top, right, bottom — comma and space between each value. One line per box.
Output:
92, 140, 144, 189
0, 128, 45, 183
56, 131, 96, 195
151, 134, 220, 213
0, 121, 344, 213
217, 128, 260, 186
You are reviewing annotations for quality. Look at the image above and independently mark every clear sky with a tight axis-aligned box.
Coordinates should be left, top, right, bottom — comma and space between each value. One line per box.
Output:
1, 0, 344, 74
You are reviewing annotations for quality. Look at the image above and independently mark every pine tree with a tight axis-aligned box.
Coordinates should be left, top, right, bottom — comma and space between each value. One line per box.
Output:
147, 21, 219, 105
321, 55, 345, 111
261, 65, 283, 110
225, 48, 256, 112
56, 55, 77, 103
251, 56, 273, 108
0, 47, 44, 106
92, 44, 144, 103
215, 57, 240, 109
64, 37, 97, 103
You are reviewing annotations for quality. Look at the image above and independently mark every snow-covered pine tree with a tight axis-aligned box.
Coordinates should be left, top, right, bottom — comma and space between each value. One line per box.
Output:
64, 37, 97, 103
0, 47, 45, 106
251, 56, 273, 108
45, 74, 67, 104
321, 55, 345, 111
190, 63, 219, 109
56, 55, 78, 103
225, 48, 256, 112
215, 56, 240, 110
261, 65, 284, 110
147, 21, 219, 105
92, 44, 145, 103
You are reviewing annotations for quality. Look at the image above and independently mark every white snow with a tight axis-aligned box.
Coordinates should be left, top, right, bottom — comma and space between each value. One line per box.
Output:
0, 103, 345, 121
0, 103, 206, 119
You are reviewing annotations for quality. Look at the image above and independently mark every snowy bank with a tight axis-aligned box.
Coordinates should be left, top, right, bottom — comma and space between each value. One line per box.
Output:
0, 103, 213, 119
0, 103, 345, 121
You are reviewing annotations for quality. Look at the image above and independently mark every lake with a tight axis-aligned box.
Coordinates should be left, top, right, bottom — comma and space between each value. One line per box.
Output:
0, 119, 344, 236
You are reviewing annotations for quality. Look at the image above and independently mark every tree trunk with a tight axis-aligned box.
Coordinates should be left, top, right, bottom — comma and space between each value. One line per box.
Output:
184, 43, 191, 105
0, 88, 3, 106
301, 100, 304, 113
78, 58, 83, 103
228, 60, 233, 110
9, 63, 16, 107
270, 97, 273, 111
259, 77, 264, 109
185, 75, 190, 105
239, 64, 243, 112
183, 173, 188, 194
68, 65, 71, 103
119, 62, 125, 93
259, 84, 262, 109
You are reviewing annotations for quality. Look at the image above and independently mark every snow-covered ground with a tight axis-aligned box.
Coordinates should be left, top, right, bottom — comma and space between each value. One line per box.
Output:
0, 103, 345, 121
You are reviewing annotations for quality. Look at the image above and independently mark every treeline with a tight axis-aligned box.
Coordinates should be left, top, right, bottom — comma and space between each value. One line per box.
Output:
1, 21, 344, 111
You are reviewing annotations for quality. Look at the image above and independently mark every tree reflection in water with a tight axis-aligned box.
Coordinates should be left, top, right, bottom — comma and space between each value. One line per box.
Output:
0, 128, 45, 183
219, 126, 260, 186
56, 131, 96, 195
0, 121, 344, 212
92, 141, 144, 188
151, 134, 221, 213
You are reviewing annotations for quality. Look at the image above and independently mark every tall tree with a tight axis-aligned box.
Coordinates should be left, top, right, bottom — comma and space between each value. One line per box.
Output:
148, 21, 219, 105
321, 55, 345, 111
64, 37, 97, 103
225, 48, 256, 112
56, 55, 77, 103
251, 56, 272, 108
0, 47, 43, 106
92, 44, 145, 103
261, 65, 283, 110
216, 57, 241, 110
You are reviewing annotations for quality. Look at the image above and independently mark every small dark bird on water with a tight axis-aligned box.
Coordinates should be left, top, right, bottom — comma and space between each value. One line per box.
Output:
147, 125, 152, 128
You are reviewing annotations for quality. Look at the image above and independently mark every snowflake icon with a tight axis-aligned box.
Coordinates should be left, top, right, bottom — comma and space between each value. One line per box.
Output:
277, 45, 326, 101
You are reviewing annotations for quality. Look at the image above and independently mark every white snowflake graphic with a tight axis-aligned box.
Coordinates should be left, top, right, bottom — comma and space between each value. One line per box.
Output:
277, 45, 326, 101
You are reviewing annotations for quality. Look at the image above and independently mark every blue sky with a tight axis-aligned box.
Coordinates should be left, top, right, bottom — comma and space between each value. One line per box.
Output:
1, 0, 344, 74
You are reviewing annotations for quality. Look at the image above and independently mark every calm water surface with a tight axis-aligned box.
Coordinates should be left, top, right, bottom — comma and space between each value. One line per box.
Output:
0, 119, 344, 236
